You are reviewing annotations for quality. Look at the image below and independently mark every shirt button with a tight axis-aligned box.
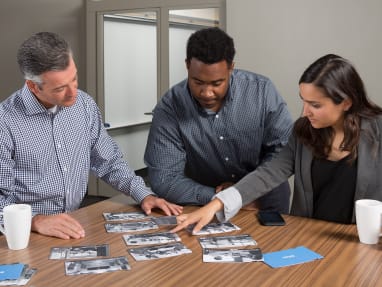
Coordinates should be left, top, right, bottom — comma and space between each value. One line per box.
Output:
225, 157, 229, 161
57, 144, 62, 149
231, 174, 236, 178
215, 114, 219, 119
219, 136, 224, 140
63, 167, 67, 172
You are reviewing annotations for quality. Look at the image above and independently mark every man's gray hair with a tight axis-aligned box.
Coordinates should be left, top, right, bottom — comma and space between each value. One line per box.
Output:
17, 32, 72, 83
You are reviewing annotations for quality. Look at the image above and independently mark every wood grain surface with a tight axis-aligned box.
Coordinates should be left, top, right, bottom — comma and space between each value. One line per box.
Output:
1, 194, 381, 287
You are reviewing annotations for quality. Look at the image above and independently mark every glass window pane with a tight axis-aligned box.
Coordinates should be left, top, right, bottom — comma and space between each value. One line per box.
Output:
103, 12, 157, 128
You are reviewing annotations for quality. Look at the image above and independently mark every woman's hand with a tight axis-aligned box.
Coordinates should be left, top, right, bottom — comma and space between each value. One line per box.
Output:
171, 198, 224, 234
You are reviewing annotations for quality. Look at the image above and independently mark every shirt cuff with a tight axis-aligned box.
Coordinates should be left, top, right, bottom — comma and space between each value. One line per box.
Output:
133, 187, 155, 203
214, 186, 242, 222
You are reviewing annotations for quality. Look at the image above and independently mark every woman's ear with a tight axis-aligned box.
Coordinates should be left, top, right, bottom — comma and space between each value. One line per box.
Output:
343, 98, 352, 111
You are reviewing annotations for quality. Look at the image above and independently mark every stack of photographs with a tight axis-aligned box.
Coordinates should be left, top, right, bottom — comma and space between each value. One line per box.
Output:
48, 244, 131, 276
197, 234, 263, 263
0, 263, 36, 286
124, 232, 191, 261
103, 211, 192, 262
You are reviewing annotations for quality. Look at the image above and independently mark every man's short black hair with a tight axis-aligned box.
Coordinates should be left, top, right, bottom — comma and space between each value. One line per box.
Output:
186, 27, 235, 65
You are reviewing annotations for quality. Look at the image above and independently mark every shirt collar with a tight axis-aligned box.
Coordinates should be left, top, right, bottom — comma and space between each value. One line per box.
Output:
21, 84, 60, 115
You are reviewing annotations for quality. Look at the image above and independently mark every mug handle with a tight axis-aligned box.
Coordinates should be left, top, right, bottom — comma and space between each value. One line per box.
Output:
0, 212, 5, 235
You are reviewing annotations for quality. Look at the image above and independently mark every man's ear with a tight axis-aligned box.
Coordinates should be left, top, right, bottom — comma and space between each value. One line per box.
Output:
26, 80, 40, 95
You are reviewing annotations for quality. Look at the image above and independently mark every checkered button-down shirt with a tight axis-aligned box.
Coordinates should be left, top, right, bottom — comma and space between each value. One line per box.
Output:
144, 69, 293, 205
0, 85, 153, 217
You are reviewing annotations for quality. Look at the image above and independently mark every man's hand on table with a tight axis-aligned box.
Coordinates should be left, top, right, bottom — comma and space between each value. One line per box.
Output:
215, 181, 234, 193
32, 213, 85, 240
141, 195, 183, 216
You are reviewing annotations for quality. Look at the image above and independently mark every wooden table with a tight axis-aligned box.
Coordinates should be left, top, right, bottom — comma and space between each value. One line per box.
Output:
1, 194, 382, 287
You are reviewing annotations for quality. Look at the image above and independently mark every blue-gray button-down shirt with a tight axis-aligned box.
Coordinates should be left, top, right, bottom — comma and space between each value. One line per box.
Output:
144, 69, 293, 205
0, 85, 153, 216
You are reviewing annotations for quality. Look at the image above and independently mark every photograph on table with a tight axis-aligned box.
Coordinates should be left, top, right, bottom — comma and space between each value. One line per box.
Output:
123, 232, 181, 246
128, 243, 192, 261
198, 234, 257, 249
105, 221, 158, 233
103, 211, 152, 221
49, 244, 110, 260
203, 248, 263, 263
187, 222, 240, 235
151, 216, 177, 226
65, 257, 130, 275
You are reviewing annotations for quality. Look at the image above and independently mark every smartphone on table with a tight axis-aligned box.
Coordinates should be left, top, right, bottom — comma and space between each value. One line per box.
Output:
257, 211, 286, 226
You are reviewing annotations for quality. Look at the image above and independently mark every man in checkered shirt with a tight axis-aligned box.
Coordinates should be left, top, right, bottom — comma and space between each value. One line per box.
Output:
0, 32, 182, 239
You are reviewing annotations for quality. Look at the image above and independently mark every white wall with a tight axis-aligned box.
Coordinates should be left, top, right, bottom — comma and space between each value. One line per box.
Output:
227, 0, 382, 120
0, 0, 85, 101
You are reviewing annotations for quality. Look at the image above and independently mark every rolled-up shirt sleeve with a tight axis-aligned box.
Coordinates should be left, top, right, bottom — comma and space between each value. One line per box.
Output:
214, 186, 243, 222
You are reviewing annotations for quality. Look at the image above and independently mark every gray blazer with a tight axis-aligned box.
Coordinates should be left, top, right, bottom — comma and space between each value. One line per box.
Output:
235, 116, 382, 223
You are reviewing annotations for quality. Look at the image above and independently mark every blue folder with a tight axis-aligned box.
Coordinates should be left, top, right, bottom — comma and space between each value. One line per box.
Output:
0, 263, 24, 281
263, 246, 323, 268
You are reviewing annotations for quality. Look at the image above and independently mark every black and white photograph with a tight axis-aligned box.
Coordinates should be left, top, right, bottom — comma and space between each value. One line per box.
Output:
105, 221, 158, 233
203, 248, 263, 263
123, 232, 181, 246
65, 257, 130, 276
49, 244, 110, 260
151, 216, 178, 226
128, 243, 192, 261
198, 234, 257, 249
103, 211, 152, 221
187, 222, 240, 235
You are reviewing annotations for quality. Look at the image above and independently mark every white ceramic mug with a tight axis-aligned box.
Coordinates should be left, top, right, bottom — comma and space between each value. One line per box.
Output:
355, 199, 382, 244
0, 204, 32, 250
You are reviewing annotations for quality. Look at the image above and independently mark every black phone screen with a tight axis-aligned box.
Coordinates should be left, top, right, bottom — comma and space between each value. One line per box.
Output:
257, 211, 285, 226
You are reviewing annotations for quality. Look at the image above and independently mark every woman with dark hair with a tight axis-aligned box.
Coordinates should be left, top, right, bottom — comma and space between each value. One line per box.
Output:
172, 54, 382, 233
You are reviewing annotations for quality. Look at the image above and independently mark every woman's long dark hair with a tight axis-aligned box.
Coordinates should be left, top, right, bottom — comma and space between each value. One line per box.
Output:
294, 54, 382, 161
